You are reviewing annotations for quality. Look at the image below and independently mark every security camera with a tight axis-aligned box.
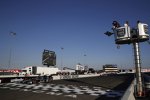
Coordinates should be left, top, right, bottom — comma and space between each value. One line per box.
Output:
104, 31, 114, 36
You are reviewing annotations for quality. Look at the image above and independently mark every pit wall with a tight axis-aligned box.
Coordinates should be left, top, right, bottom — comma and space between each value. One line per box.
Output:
52, 74, 101, 80
121, 79, 135, 100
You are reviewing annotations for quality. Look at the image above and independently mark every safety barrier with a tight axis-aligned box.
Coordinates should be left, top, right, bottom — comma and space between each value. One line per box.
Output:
121, 79, 135, 100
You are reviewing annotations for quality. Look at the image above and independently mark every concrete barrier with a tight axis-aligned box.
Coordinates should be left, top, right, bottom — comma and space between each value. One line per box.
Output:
121, 79, 135, 100
52, 74, 100, 80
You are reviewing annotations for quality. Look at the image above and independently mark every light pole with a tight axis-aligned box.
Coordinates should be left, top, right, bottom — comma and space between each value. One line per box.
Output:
8, 48, 12, 68
83, 54, 86, 66
8, 32, 16, 68
104, 20, 149, 97
61, 47, 64, 71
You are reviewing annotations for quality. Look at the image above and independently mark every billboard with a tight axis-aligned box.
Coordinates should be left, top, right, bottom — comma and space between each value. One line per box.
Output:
42, 49, 56, 67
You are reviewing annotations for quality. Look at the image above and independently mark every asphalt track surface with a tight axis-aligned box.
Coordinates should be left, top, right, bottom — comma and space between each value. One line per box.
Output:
0, 74, 134, 100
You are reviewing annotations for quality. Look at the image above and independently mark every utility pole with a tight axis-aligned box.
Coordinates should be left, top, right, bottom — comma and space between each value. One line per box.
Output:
104, 20, 149, 97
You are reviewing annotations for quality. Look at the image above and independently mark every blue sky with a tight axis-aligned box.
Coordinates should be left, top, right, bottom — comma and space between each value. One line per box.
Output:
0, 0, 150, 69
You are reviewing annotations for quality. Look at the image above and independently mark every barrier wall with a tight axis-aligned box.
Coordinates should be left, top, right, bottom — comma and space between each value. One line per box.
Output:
52, 74, 100, 80
121, 79, 135, 100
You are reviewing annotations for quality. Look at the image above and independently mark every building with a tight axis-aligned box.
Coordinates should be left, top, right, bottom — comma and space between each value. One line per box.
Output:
76, 64, 84, 71
103, 64, 118, 73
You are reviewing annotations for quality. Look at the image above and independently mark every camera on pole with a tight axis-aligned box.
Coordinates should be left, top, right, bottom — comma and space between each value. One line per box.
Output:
107, 20, 149, 44
104, 20, 149, 97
